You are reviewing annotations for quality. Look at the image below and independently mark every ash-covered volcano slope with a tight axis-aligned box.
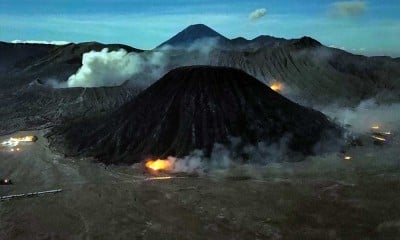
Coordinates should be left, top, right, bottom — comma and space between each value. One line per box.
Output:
0, 41, 142, 134
0, 41, 55, 72
48, 66, 340, 164
0, 82, 139, 135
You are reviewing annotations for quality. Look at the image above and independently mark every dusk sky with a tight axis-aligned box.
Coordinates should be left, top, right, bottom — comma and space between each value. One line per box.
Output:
0, 0, 399, 56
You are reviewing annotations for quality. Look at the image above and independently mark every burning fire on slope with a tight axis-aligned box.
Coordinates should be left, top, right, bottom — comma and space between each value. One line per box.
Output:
270, 82, 283, 92
1, 135, 38, 148
12, 136, 38, 142
145, 158, 175, 171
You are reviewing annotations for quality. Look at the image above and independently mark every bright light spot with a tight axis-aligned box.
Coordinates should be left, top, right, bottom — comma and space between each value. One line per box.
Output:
371, 125, 380, 130
344, 156, 352, 160
1, 136, 37, 147
371, 136, 386, 141
144, 176, 188, 181
270, 82, 283, 92
11, 136, 36, 142
145, 177, 173, 181
1, 139, 18, 147
145, 159, 174, 171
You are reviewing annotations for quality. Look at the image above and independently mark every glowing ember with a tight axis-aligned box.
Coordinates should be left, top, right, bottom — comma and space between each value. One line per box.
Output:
145, 176, 188, 181
371, 136, 386, 141
270, 82, 283, 92
371, 125, 380, 130
145, 177, 173, 181
344, 156, 352, 160
145, 159, 173, 171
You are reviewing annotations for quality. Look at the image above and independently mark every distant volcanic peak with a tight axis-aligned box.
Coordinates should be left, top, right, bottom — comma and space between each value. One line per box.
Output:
157, 23, 228, 47
292, 36, 322, 48
158, 24, 324, 50
184, 23, 221, 33
230, 37, 249, 44
232, 37, 248, 41
53, 65, 339, 164
252, 35, 284, 42
177, 24, 226, 38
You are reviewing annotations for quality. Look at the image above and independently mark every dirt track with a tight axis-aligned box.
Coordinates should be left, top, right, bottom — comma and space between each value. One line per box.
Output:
1, 131, 400, 240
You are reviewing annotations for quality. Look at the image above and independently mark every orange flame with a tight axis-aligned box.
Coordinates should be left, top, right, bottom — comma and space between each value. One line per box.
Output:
145, 159, 173, 171
270, 82, 283, 92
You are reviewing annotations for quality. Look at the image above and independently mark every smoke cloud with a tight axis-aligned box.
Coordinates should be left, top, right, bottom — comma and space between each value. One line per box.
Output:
63, 38, 219, 88
162, 136, 304, 175
66, 48, 167, 88
157, 37, 220, 60
321, 99, 400, 134
248, 8, 267, 21
331, 1, 367, 17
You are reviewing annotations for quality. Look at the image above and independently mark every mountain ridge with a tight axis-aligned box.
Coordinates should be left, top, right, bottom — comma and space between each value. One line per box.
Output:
157, 23, 289, 49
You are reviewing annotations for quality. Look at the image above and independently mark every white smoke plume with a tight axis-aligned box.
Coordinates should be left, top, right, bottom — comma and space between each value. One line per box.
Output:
66, 48, 167, 88
169, 150, 206, 174
162, 37, 220, 70
321, 99, 400, 134
187, 38, 218, 53
11, 40, 70, 45
158, 37, 220, 63
63, 38, 219, 88
248, 8, 267, 21
162, 136, 297, 175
